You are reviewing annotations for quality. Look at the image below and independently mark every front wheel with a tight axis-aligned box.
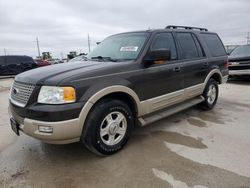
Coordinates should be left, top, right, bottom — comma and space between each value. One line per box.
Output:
81, 99, 134, 156
199, 78, 219, 110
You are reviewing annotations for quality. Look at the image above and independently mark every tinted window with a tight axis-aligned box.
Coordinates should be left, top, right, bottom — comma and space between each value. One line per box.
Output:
5, 56, 33, 65
5, 56, 20, 65
0, 56, 5, 65
202, 34, 226, 57
151, 33, 177, 60
176, 33, 199, 59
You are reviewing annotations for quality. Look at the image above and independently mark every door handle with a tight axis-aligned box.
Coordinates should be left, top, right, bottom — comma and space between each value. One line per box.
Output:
173, 66, 181, 72
203, 62, 208, 67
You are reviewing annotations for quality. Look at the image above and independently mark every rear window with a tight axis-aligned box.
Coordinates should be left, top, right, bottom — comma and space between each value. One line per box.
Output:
202, 34, 226, 57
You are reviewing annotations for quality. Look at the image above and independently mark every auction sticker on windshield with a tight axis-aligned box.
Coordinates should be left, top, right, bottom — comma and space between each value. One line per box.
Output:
120, 46, 139, 52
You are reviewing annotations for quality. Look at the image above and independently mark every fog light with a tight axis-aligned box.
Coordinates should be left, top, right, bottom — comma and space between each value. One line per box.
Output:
38, 126, 53, 133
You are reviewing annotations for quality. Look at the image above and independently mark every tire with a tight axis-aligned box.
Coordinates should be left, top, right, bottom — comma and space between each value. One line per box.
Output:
199, 78, 219, 110
81, 99, 134, 156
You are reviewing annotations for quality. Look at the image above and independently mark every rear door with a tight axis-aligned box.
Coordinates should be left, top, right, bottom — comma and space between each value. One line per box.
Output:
20, 56, 36, 72
175, 32, 208, 90
201, 33, 228, 77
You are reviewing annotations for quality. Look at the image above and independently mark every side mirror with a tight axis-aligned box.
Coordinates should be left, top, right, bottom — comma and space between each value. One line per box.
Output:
143, 49, 171, 67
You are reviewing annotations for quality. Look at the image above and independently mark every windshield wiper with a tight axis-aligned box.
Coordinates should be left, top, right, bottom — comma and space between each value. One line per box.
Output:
91, 56, 117, 62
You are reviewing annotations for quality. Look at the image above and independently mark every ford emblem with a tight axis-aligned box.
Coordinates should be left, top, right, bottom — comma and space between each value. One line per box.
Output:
13, 88, 19, 95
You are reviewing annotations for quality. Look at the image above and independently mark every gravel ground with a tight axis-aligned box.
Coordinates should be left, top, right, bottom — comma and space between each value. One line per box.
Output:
0, 78, 250, 188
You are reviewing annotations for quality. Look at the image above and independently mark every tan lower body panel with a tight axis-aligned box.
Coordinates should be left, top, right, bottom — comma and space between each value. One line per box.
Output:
140, 83, 204, 116
20, 118, 81, 144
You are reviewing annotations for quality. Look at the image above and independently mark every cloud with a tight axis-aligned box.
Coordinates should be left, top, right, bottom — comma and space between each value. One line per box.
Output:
0, 0, 249, 58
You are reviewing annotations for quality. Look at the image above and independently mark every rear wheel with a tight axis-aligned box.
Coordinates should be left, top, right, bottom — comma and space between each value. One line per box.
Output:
81, 99, 134, 155
199, 78, 219, 110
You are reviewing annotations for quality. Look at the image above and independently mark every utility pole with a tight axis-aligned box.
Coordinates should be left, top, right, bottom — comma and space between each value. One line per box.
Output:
247, 32, 250, 45
4, 48, 6, 56
87, 34, 91, 53
36, 37, 41, 59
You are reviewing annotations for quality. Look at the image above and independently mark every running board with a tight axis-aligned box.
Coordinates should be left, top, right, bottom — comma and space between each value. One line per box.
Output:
138, 96, 205, 126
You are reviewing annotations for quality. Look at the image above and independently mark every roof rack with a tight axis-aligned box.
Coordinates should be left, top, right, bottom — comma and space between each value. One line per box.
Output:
166, 25, 208, 31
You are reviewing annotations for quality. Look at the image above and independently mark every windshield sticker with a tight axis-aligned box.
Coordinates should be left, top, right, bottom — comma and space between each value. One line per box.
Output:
120, 46, 139, 52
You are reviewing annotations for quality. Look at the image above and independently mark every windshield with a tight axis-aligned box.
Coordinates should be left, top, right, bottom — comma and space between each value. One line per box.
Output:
87, 33, 149, 61
230, 45, 250, 58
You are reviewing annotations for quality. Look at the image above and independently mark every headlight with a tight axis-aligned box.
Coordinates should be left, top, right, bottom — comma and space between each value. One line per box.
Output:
38, 86, 76, 104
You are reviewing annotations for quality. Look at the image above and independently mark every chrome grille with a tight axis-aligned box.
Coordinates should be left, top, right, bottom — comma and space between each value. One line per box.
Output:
10, 81, 35, 107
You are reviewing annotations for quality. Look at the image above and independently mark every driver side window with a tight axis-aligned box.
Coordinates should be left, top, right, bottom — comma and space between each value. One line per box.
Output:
151, 33, 177, 60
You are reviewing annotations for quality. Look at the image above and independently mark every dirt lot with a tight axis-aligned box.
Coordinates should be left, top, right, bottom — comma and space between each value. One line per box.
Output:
0, 78, 250, 188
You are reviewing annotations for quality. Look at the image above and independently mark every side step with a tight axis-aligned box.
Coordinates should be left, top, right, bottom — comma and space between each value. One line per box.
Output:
138, 96, 205, 126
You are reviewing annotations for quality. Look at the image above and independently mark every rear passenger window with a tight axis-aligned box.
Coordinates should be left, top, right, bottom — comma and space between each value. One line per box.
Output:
202, 34, 226, 57
5, 57, 18, 65
151, 33, 177, 60
176, 33, 200, 59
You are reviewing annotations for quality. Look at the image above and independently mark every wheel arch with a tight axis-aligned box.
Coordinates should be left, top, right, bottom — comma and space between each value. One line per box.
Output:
204, 69, 223, 86
78, 85, 141, 135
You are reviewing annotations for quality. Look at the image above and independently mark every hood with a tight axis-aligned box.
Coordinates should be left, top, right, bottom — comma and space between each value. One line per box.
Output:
228, 55, 250, 62
15, 60, 120, 85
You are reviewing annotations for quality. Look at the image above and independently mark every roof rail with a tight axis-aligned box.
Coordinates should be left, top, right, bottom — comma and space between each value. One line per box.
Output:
166, 25, 208, 31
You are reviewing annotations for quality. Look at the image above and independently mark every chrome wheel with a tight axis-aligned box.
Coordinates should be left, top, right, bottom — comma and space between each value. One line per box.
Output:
207, 84, 217, 105
100, 111, 127, 146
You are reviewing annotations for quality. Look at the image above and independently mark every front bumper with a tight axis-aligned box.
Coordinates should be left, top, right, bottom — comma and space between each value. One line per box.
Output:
9, 103, 84, 144
228, 63, 250, 76
229, 69, 250, 76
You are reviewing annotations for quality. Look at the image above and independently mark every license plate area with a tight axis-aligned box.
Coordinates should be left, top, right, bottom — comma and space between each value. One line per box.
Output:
10, 118, 20, 136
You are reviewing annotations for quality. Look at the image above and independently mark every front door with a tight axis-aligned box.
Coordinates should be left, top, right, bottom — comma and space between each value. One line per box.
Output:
138, 32, 184, 111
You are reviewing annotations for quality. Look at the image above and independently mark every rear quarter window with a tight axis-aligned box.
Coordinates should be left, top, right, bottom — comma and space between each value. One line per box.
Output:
201, 33, 226, 57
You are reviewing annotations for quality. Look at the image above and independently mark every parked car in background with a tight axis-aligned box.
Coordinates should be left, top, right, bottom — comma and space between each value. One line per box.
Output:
228, 45, 250, 76
0, 55, 37, 76
34, 59, 50, 67
69, 55, 87, 62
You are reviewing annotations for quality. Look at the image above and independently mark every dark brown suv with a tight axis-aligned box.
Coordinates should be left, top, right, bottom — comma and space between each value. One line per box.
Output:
9, 25, 228, 155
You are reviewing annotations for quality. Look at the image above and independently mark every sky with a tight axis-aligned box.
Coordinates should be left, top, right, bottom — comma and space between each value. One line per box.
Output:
0, 0, 249, 58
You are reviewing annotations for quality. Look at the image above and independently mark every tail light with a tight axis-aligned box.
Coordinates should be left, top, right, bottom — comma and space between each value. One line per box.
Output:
224, 58, 229, 68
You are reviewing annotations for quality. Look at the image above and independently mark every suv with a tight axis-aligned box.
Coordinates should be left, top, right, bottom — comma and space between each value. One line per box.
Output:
0, 55, 37, 76
9, 26, 228, 155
